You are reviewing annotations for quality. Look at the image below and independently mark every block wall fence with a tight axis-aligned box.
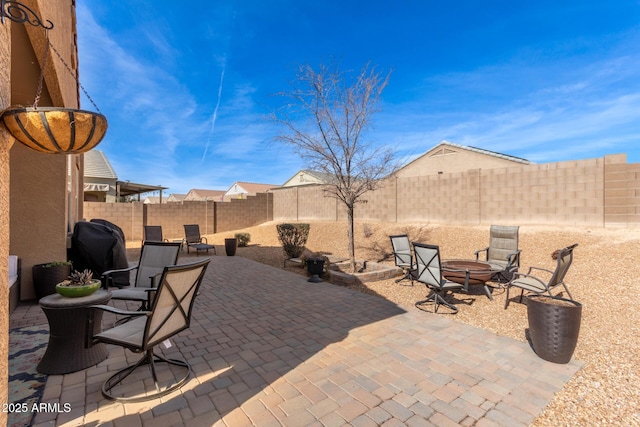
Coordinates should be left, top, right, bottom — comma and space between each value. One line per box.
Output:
83, 193, 273, 242
272, 154, 640, 228
83, 155, 640, 242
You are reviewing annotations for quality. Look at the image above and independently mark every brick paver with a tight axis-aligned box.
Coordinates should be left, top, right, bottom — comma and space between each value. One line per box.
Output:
13, 255, 582, 426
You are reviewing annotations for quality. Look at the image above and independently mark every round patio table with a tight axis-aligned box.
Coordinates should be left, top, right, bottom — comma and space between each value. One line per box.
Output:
442, 259, 499, 300
37, 289, 111, 374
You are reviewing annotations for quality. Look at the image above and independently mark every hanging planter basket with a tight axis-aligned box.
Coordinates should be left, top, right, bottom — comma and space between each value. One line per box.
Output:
0, 106, 108, 154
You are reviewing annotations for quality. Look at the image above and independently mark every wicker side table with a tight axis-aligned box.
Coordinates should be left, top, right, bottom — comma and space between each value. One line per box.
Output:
37, 289, 111, 374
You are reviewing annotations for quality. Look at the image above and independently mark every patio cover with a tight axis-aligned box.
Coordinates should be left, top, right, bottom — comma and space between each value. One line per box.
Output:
116, 181, 168, 201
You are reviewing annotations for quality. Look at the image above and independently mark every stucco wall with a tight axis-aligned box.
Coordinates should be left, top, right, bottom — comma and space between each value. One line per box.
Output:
10, 144, 68, 300
0, 18, 11, 426
9, 0, 78, 300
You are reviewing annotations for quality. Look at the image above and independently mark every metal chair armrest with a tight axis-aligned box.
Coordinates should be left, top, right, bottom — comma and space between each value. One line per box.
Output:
509, 271, 549, 289
88, 304, 149, 317
474, 247, 489, 261
527, 266, 554, 276
101, 264, 138, 288
85, 305, 149, 348
505, 250, 521, 269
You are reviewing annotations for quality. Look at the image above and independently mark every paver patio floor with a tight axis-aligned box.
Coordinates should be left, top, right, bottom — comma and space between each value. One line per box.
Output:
12, 255, 582, 426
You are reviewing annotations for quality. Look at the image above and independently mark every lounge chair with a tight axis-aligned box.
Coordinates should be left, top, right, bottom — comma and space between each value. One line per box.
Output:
143, 225, 168, 243
504, 243, 578, 309
183, 224, 216, 255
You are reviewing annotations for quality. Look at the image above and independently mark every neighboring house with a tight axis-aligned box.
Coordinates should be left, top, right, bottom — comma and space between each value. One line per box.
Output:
84, 150, 118, 202
143, 196, 166, 204
282, 169, 334, 187
184, 189, 226, 201
167, 193, 187, 203
395, 141, 531, 178
83, 150, 167, 202
224, 182, 279, 199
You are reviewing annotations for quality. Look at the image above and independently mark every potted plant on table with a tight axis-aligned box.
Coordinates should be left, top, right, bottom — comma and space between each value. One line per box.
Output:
55, 269, 102, 298
33, 261, 73, 300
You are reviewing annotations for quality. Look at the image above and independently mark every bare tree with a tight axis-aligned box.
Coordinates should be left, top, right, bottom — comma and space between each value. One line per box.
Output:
272, 62, 397, 271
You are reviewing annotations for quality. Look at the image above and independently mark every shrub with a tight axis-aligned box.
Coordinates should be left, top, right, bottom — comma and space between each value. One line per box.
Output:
276, 223, 310, 258
235, 233, 251, 247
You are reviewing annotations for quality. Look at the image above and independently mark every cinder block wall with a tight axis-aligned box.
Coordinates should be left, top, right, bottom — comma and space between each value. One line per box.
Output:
146, 201, 213, 241
273, 187, 299, 220
215, 193, 273, 233
83, 202, 144, 241
273, 154, 640, 228
83, 154, 640, 241
83, 194, 273, 243
604, 155, 640, 226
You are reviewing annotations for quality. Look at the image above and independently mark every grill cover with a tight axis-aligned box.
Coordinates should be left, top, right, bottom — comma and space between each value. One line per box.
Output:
69, 219, 129, 287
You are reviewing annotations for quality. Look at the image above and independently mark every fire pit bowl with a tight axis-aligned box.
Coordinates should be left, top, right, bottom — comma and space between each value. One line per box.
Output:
441, 259, 497, 286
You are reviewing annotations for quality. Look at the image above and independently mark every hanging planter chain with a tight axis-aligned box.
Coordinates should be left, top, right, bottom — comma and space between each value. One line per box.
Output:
49, 41, 102, 114
1, 1, 108, 154
32, 33, 50, 108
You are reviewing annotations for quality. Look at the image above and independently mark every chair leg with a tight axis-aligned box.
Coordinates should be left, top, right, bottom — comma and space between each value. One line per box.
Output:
504, 285, 510, 309
102, 349, 191, 403
482, 284, 494, 301
562, 284, 573, 300
416, 291, 458, 314
395, 268, 413, 285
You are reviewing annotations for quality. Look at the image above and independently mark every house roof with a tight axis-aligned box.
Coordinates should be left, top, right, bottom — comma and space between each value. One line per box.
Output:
433, 141, 530, 164
84, 150, 118, 180
143, 196, 165, 204
228, 182, 279, 194
185, 189, 226, 200
167, 193, 187, 201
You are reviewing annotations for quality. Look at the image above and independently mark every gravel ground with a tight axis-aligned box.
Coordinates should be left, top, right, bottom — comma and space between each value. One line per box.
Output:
140, 221, 640, 426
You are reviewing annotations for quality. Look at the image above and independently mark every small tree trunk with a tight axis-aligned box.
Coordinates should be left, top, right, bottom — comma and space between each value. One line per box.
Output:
347, 205, 356, 272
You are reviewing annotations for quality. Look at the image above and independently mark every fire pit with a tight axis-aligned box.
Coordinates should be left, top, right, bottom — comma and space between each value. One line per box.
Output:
441, 259, 498, 300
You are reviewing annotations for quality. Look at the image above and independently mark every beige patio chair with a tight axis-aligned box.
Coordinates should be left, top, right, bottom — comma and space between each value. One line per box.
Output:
183, 224, 216, 255
504, 243, 578, 309
413, 242, 465, 314
87, 259, 210, 402
102, 241, 181, 310
474, 225, 521, 282
389, 234, 414, 285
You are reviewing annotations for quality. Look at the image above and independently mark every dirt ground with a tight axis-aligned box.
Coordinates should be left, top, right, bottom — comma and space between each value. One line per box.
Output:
135, 220, 640, 426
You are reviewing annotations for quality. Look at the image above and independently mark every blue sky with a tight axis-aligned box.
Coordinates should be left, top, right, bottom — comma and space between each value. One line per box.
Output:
76, 1, 640, 195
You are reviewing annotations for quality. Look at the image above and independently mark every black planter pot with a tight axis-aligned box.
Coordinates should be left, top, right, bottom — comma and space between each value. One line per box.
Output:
527, 295, 582, 364
306, 257, 325, 283
225, 238, 237, 256
33, 263, 72, 300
